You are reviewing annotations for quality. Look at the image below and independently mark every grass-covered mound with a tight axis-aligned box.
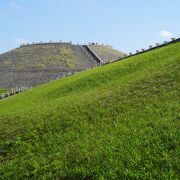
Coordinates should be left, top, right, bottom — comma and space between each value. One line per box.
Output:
0, 43, 179, 179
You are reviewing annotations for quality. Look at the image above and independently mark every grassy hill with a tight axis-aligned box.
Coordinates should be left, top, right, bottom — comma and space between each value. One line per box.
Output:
0, 42, 179, 179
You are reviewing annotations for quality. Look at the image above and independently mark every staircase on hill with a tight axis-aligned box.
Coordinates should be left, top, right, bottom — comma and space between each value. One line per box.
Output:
80, 45, 103, 65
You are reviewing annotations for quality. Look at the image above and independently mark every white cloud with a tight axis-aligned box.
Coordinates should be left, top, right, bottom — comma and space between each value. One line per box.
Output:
13, 38, 31, 44
9, 2, 23, 11
160, 30, 173, 39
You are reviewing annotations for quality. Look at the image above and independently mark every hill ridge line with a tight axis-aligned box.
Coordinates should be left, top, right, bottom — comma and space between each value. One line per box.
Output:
111, 38, 180, 64
19, 41, 112, 48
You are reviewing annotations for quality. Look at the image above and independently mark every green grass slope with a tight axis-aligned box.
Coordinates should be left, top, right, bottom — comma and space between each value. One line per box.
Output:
0, 43, 179, 179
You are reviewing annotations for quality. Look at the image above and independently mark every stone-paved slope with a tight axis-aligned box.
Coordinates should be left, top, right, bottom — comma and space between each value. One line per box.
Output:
0, 43, 126, 89
88, 45, 126, 63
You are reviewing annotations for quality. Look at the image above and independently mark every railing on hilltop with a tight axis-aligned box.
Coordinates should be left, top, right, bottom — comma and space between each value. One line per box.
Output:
20, 41, 72, 47
20, 41, 113, 48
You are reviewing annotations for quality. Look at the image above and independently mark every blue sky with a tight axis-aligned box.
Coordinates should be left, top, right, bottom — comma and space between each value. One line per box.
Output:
0, 0, 179, 53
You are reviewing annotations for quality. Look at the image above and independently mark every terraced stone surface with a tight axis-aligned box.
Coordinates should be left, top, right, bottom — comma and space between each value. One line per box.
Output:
0, 43, 125, 89
88, 45, 126, 63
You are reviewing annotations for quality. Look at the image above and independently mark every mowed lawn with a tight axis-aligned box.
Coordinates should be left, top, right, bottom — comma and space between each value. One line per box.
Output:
0, 43, 179, 179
